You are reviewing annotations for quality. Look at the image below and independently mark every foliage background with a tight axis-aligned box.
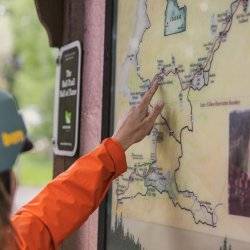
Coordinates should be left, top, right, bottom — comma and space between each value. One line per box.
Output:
0, 0, 55, 186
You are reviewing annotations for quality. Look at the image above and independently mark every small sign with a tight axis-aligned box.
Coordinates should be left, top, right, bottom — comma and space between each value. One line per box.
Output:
53, 41, 82, 156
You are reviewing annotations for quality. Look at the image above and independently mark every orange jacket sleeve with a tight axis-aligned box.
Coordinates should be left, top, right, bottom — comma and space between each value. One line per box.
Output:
11, 138, 127, 250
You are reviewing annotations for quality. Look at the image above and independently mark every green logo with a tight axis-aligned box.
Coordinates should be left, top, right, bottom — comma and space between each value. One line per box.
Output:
65, 110, 72, 124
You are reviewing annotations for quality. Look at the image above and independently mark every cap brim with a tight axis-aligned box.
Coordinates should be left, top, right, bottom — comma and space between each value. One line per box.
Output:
21, 138, 34, 153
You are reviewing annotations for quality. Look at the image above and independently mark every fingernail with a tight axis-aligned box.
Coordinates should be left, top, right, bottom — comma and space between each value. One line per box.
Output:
156, 101, 165, 108
150, 82, 158, 90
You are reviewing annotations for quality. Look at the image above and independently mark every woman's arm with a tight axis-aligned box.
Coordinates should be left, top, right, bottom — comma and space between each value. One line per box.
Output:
11, 76, 164, 249
12, 138, 126, 249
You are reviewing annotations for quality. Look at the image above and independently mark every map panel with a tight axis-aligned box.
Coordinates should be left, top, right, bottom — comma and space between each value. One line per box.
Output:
106, 1, 250, 249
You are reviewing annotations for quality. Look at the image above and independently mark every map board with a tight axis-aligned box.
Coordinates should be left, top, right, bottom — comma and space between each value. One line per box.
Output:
106, 1, 250, 249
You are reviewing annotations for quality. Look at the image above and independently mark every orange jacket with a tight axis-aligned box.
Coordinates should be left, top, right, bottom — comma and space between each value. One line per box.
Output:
11, 138, 127, 250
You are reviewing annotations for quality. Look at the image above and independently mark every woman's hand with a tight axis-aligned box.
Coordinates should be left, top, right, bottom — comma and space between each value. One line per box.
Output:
112, 76, 164, 151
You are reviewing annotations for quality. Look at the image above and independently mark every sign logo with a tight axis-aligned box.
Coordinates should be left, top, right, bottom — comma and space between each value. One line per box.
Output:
65, 110, 72, 125
66, 70, 72, 78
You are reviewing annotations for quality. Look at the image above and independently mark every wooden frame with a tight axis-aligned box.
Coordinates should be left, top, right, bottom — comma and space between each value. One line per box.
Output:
98, 0, 118, 249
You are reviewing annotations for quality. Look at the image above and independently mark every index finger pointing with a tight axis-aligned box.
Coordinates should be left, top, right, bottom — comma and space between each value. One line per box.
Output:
138, 75, 163, 110
150, 73, 164, 87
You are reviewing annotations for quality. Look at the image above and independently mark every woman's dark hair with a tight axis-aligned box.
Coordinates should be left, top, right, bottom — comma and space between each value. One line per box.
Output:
0, 170, 12, 248
0, 171, 11, 195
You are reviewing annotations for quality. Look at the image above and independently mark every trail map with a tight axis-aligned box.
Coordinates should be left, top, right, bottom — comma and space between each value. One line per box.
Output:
107, 1, 250, 249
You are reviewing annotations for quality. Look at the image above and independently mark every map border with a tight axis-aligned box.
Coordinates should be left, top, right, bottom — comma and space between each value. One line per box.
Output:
98, 0, 118, 249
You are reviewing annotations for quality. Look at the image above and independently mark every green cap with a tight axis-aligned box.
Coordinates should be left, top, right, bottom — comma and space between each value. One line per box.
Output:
0, 91, 29, 173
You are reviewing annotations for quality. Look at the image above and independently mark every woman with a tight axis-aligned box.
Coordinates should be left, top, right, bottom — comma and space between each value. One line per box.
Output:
0, 77, 164, 249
